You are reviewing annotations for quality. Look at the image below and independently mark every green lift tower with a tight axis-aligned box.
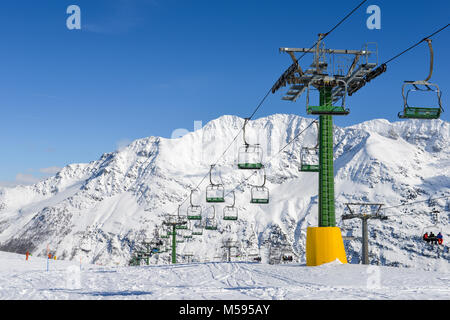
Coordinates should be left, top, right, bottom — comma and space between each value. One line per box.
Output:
272, 36, 379, 265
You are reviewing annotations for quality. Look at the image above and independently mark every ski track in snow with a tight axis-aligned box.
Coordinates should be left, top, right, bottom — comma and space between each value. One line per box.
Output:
0, 252, 448, 300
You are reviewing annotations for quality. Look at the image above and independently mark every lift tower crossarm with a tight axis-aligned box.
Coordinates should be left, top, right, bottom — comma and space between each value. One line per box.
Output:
280, 48, 373, 55
342, 203, 387, 265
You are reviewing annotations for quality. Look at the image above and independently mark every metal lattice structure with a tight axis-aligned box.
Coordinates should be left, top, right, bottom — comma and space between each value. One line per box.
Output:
272, 36, 379, 227
163, 212, 187, 264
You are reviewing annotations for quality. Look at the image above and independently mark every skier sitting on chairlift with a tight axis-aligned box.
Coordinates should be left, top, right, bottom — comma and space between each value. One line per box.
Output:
429, 232, 437, 245
423, 232, 429, 243
437, 232, 443, 245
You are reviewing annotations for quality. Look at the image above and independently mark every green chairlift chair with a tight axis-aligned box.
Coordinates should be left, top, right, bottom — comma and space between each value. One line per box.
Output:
223, 191, 238, 221
187, 189, 202, 220
398, 39, 443, 120
206, 165, 225, 203
250, 165, 269, 204
238, 118, 263, 170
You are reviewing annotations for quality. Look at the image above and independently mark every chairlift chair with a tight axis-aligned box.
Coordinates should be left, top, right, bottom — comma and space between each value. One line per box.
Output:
175, 205, 188, 230
192, 221, 204, 236
206, 165, 225, 203
398, 39, 443, 119
421, 225, 443, 245
300, 147, 319, 172
238, 118, 263, 170
205, 206, 218, 230
182, 221, 193, 240
250, 165, 269, 204
223, 191, 238, 221
183, 233, 193, 240
187, 189, 202, 220
306, 79, 350, 115
300, 120, 320, 172
176, 233, 185, 243
159, 226, 170, 239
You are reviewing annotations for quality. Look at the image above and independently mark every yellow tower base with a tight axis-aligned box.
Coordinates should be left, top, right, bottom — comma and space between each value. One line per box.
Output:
306, 227, 347, 266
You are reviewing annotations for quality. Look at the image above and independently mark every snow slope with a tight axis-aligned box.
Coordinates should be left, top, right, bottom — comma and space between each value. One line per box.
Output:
0, 114, 448, 270
0, 251, 448, 300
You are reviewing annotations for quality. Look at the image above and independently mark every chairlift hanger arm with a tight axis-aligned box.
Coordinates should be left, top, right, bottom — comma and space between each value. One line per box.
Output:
424, 38, 433, 82
243, 118, 250, 146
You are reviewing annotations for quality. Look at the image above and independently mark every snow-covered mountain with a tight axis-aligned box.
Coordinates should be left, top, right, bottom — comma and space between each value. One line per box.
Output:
0, 114, 448, 270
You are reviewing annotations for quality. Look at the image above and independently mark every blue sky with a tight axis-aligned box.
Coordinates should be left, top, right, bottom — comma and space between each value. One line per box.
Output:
0, 0, 448, 185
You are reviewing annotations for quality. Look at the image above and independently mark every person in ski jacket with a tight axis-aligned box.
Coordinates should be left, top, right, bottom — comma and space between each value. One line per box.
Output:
423, 232, 429, 242
437, 232, 443, 245
429, 232, 437, 245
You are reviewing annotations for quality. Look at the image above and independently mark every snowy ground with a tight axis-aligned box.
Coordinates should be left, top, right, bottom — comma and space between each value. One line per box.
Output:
0, 251, 448, 300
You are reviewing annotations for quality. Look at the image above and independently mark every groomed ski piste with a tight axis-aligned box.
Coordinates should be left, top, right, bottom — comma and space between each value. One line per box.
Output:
1, 251, 448, 300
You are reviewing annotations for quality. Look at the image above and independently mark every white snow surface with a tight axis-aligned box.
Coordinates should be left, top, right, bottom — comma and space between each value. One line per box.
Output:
1, 251, 448, 300
0, 114, 448, 271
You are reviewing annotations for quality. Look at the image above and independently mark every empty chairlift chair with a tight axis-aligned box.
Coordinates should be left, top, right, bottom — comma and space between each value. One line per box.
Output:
205, 206, 218, 230
238, 118, 263, 170
176, 232, 185, 243
300, 120, 319, 172
183, 222, 193, 240
398, 39, 443, 119
187, 189, 202, 220
250, 165, 269, 204
192, 221, 204, 236
306, 79, 350, 116
159, 226, 170, 239
175, 205, 188, 230
300, 147, 319, 172
223, 191, 238, 221
206, 165, 225, 203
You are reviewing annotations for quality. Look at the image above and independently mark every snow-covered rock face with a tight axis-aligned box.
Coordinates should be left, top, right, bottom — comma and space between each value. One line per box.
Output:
0, 114, 448, 270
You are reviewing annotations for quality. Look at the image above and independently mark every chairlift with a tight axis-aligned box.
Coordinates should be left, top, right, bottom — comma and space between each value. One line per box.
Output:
250, 165, 269, 204
306, 79, 350, 115
223, 191, 238, 221
238, 118, 263, 170
176, 232, 185, 243
183, 221, 193, 239
205, 206, 218, 230
159, 226, 170, 239
192, 221, 204, 236
183, 233, 193, 240
399, 39, 443, 119
421, 212, 443, 245
187, 189, 202, 220
300, 120, 319, 172
281, 246, 294, 262
421, 225, 443, 245
175, 205, 188, 230
206, 165, 225, 203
